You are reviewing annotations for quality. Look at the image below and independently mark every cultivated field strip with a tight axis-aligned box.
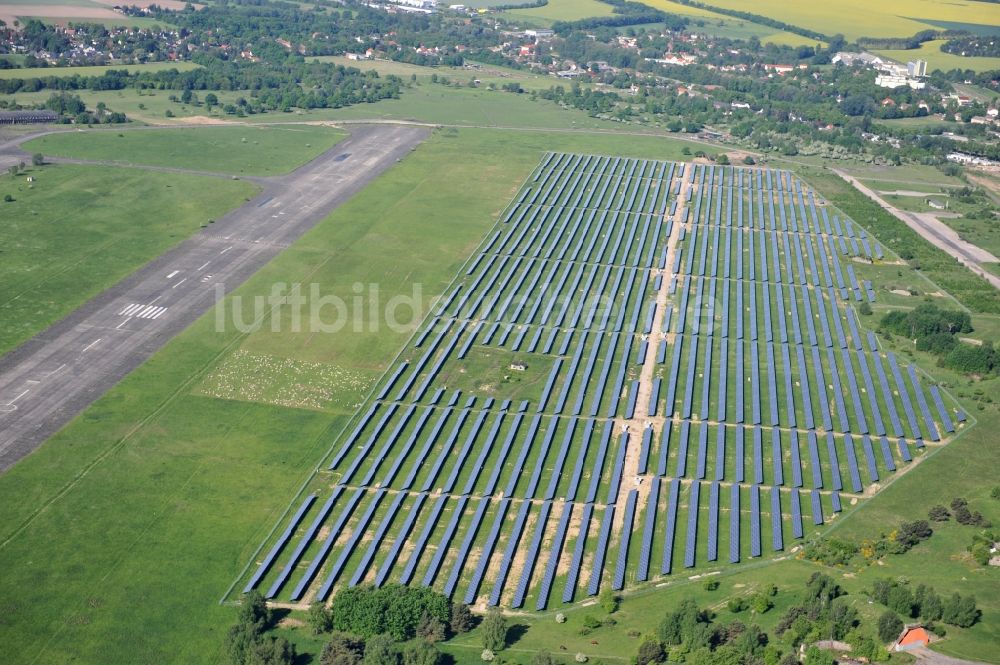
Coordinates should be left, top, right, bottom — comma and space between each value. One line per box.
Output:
239, 153, 964, 610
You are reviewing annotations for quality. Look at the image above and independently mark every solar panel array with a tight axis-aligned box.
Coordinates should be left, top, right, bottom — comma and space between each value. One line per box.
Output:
240, 153, 963, 610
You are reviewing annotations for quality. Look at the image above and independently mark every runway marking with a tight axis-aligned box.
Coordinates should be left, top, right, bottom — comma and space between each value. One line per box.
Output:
197, 262, 211, 271
115, 305, 168, 321
6, 389, 30, 405
82, 338, 102, 352
45, 364, 66, 376
167, 270, 179, 279
173, 278, 187, 288
116, 318, 131, 330
220, 246, 233, 255
119, 303, 143, 316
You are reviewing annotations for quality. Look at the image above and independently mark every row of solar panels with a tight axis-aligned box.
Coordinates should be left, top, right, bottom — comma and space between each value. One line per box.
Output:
245, 473, 845, 607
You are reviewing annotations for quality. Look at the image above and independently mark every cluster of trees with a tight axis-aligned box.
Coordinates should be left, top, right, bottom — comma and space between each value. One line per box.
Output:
227, 591, 296, 665
776, 575, 858, 646
942, 35, 1000, 58
879, 304, 999, 376
306, 586, 476, 665
325, 584, 467, 640
0, 60, 402, 113
930, 497, 992, 528
40, 92, 127, 124
880, 304, 973, 339
317, 631, 443, 665
648, 597, 796, 664
871, 579, 980, 628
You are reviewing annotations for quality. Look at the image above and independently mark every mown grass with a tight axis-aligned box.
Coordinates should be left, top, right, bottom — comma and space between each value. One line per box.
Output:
23, 124, 347, 176
0, 163, 256, 356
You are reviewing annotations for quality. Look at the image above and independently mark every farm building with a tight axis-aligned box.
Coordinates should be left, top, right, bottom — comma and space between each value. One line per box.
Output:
894, 626, 931, 651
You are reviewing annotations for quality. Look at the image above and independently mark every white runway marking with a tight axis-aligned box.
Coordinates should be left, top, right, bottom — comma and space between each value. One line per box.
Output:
220, 246, 233, 255
7, 389, 29, 404
82, 339, 102, 352
167, 270, 179, 279
173, 278, 187, 289
116, 317, 132, 330
197, 262, 210, 271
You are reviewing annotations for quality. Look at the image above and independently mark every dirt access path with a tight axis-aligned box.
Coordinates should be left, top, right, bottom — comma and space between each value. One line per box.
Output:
610, 165, 692, 537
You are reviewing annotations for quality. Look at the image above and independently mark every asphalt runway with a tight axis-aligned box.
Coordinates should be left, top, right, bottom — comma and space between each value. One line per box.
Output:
0, 123, 430, 472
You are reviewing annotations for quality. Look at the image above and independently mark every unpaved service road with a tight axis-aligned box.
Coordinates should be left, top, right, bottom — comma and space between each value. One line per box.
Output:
0, 123, 429, 472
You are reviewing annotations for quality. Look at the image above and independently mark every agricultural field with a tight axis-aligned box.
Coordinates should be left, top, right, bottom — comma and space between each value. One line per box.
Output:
500, 0, 613, 26
237, 153, 966, 616
0, 61, 201, 79
22, 125, 347, 176
646, 0, 1000, 41
640, 0, 815, 46
0, 163, 256, 356
0, 0, 189, 27
874, 40, 1000, 74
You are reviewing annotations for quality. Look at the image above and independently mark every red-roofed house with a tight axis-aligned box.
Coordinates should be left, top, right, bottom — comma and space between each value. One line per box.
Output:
894, 626, 930, 652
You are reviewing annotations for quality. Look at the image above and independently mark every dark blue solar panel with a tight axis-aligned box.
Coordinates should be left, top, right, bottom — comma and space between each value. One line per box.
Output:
535, 502, 571, 610
398, 494, 448, 585
662, 478, 681, 575
441, 497, 489, 597
245, 494, 316, 594
374, 493, 427, 587
348, 490, 408, 587
684, 481, 700, 568
315, 489, 387, 601
707, 482, 720, 562
770, 487, 783, 551
612, 490, 639, 590
486, 499, 528, 606
638, 478, 661, 581
750, 485, 761, 558
563, 503, 594, 603
810, 489, 823, 526
790, 489, 804, 539
730, 486, 740, 564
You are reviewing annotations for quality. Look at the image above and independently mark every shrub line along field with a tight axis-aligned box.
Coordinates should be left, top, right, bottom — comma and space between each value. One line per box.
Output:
238, 153, 967, 612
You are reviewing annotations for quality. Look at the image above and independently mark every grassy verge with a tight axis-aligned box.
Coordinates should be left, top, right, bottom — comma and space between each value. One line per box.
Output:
0, 163, 256, 356
23, 125, 347, 175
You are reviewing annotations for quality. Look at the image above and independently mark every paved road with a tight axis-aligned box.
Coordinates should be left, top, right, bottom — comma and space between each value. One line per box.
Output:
0, 123, 429, 472
908, 646, 992, 665
835, 169, 1000, 291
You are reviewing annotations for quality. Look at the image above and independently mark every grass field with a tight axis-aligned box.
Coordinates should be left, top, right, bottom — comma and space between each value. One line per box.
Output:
874, 40, 1000, 74
1, 82, 645, 130
23, 125, 347, 176
0, 127, 703, 664
0, 163, 256, 356
0, 61, 201, 80
308, 56, 558, 92
646, 0, 1000, 40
